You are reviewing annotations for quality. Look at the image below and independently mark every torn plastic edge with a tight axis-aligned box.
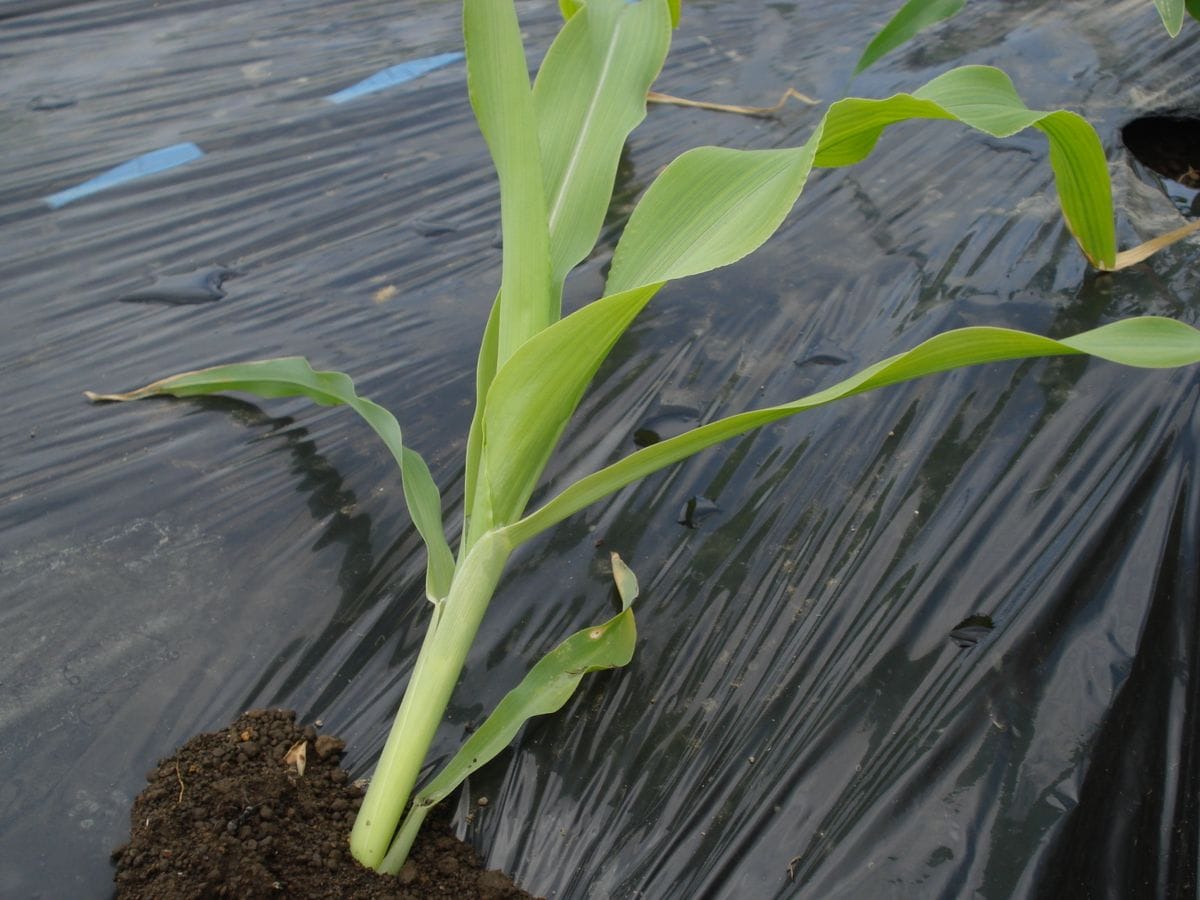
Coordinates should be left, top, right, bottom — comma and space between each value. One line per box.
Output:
325, 52, 464, 104
44, 142, 204, 209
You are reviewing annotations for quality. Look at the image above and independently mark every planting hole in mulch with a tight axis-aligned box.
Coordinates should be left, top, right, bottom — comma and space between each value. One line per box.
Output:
1121, 114, 1200, 214
112, 709, 539, 899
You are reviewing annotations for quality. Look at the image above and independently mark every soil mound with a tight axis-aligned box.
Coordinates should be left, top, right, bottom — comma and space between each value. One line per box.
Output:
112, 708, 536, 899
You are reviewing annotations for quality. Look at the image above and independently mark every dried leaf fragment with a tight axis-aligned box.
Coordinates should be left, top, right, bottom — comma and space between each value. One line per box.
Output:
647, 86, 818, 118
283, 739, 307, 776
1107, 218, 1200, 270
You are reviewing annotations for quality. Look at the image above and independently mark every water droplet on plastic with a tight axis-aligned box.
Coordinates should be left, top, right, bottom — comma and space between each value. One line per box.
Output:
794, 340, 850, 370
28, 94, 76, 111
411, 218, 458, 237
678, 495, 719, 529
118, 266, 236, 305
949, 614, 994, 649
632, 406, 700, 447
794, 352, 848, 368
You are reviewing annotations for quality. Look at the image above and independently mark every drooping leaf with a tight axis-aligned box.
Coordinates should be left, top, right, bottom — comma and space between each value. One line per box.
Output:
464, 0, 554, 363
611, 66, 1117, 287
1155, 0, 1186, 35
504, 317, 1200, 544
86, 358, 456, 601
375, 548, 640, 875
814, 66, 1116, 268
479, 65, 1125, 546
855, 0, 966, 75
534, 0, 672, 290
405, 571, 638, 811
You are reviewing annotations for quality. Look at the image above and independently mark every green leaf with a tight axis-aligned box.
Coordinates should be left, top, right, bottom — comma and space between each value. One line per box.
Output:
464, 0, 672, 552
1188, 0, 1200, 23
408, 579, 638, 811
607, 139, 823, 293
463, 292, 502, 553
85, 358, 457, 602
465, 0, 555, 364
1155, 0, 1186, 35
478, 65, 1123, 547
534, 0, 672, 290
813, 66, 1116, 269
504, 317, 1200, 545
855, 0, 966, 75
611, 66, 1117, 285
376, 547, 639, 874
474, 283, 662, 535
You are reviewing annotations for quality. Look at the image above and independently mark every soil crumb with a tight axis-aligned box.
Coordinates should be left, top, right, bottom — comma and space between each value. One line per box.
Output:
112, 708, 538, 899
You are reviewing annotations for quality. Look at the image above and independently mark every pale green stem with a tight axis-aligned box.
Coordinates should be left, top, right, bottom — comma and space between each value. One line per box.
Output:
378, 801, 433, 874
349, 530, 514, 869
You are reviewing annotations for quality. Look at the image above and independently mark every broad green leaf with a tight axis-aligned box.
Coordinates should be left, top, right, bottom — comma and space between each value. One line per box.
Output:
611, 66, 1116, 286
855, 0, 966, 75
85, 358, 456, 602
504, 317, 1200, 544
476, 134, 826, 538
813, 66, 1116, 269
534, 0, 672, 289
1189, 0, 1200, 22
1156, 0, 1186, 35
408, 583, 637, 810
465, 0, 671, 553
483, 66, 1121, 548
464, 0, 555, 363
607, 138, 823, 293
475, 282, 662, 534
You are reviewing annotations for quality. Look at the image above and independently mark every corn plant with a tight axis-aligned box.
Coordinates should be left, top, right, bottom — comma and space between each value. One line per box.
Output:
89, 0, 1200, 876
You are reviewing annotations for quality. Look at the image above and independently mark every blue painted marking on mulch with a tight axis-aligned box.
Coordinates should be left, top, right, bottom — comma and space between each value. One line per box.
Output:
44, 142, 204, 208
326, 52, 463, 104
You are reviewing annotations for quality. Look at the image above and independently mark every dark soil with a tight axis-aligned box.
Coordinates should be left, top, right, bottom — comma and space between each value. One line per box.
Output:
112, 708, 539, 899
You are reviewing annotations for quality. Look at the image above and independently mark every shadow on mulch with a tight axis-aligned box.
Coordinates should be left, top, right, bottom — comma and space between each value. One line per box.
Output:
112, 708, 539, 899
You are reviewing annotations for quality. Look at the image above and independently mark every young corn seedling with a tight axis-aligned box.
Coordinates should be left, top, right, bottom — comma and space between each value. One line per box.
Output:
89, 0, 1200, 875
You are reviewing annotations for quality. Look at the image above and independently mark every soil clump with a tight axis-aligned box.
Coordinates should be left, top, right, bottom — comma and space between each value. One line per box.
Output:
112, 708, 538, 899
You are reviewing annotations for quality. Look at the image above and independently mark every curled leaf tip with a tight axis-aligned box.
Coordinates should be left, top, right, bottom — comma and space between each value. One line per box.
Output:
610, 551, 640, 609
